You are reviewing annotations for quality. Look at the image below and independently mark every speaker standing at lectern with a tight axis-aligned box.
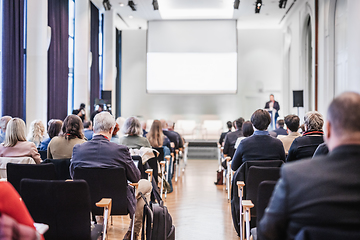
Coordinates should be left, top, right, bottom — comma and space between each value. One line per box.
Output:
264, 94, 280, 128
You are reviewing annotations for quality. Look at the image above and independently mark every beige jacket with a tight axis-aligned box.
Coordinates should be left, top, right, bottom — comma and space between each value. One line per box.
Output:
280, 132, 302, 155
47, 136, 85, 159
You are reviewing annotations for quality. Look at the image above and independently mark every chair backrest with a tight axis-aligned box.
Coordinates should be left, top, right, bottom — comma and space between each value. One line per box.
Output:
7, 163, 57, 194
295, 226, 360, 240
38, 150, 47, 160
132, 155, 147, 179
42, 158, 71, 180
20, 179, 92, 240
0, 157, 36, 178
73, 167, 128, 216
246, 166, 281, 217
256, 180, 277, 226
153, 147, 164, 163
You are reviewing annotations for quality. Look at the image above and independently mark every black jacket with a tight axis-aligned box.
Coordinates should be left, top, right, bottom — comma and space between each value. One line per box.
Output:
286, 132, 324, 162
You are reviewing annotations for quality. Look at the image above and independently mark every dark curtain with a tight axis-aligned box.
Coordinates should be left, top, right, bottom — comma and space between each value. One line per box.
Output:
90, 2, 100, 112
47, 0, 68, 121
115, 29, 122, 118
1, 0, 26, 120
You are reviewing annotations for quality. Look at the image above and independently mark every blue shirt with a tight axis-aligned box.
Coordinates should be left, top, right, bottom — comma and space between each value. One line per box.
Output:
84, 129, 94, 141
39, 137, 51, 151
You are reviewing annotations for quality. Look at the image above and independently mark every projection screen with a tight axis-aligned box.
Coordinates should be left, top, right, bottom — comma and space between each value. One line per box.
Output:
147, 20, 238, 94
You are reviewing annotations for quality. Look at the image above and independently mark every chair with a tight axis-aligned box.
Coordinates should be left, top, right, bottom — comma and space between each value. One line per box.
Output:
38, 150, 47, 160
295, 227, 360, 240
0, 157, 36, 178
7, 163, 57, 194
73, 167, 128, 216
256, 180, 277, 227
20, 179, 110, 240
42, 158, 71, 180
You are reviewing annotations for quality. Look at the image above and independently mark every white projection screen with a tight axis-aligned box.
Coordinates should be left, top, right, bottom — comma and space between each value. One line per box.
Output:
147, 20, 238, 94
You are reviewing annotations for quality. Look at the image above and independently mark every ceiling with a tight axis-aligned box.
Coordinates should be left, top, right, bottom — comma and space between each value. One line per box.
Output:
91, 0, 294, 30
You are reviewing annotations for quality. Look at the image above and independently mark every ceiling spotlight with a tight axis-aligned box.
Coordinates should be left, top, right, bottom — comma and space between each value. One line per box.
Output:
234, 0, 240, 9
119, 2, 124, 7
279, 0, 287, 8
103, 0, 111, 11
255, 0, 262, 13
152, 0, 159, 10
129, 15, 133, 18
128, 0, 136, 11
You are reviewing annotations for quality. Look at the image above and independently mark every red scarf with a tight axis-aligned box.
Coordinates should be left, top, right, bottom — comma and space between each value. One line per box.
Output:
303, 130, 324, 136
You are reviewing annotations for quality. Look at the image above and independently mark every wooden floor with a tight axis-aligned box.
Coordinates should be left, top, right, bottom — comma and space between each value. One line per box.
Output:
108, 159, 239, 240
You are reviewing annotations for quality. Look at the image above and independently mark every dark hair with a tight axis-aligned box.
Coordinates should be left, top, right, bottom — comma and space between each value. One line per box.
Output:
226, 121, 232, 129
327, 92, 360, 135
62, 115, 84, 140
48, 120, 63, 139
251, 109, 271, 130
80, 103, 85, 109
234, 117, 245, 130
242, 121, 254, 137
284, 115, 300, 132
277, 119, 285, 127
83, 120, 92, 129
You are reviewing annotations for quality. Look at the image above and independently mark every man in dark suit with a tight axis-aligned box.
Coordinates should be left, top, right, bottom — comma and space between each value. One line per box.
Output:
219, 121, 232, 146
231, 109, 285, 171
258, 92, 360, 240
90, 104, 103, 123
70, 112, 152, 240
265, 94, 280, 125
223, 118, 244, 158
270, 119, 288, 137
286, 111, 324, 162
160, 119, 179, 150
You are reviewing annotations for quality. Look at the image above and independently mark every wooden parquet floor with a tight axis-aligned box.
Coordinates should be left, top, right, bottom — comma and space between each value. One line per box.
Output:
107, 159, 239, 240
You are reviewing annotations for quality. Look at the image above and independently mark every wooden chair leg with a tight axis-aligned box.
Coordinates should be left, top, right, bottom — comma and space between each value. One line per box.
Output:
129, 183, 139, 240
145, 169, 153, 182
96, 198, 112, 240
237, 181, 245, 240
242, 200, 254, 240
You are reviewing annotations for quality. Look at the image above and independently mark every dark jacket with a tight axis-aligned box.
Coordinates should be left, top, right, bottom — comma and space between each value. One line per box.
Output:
219, 130, 231, 145
265, 100, 280, 119
258, 145, 360, 240
286, 132, 324, 162
70, 134, 141, 215
231, 131, 285, 171
163, 130, 179, 149
271, 127, 288, 137
223, 129, 243, 157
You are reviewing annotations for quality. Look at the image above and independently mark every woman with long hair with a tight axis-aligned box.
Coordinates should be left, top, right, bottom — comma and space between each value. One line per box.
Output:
27, 119, 45, 148
39, 119, 63, 151
147, 119, 171, 149
0, 118, 41, 164
47, 115, 86, 159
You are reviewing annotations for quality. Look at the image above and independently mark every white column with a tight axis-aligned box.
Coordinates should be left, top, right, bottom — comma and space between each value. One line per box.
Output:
74, 0, 91, 117
103, 10, 116, 114
26, 0, 48, 127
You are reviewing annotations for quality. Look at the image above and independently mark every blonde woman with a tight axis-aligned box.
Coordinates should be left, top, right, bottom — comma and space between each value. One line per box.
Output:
47, 115, 86, 159
0, 118, 41, 164
27, 119, 46, 148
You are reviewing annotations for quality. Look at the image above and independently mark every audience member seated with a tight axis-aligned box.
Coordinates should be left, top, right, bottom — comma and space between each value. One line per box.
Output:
287, 111, 324, 162
234, 121, 254, 149
0, 182, 44, 240
119, 117, 151, 149
83, 120, 94, 140
147, 120, 171, 151
0, 116, 12, 143
160, 119, 179, 150
70, 112, 152, 240
72, 103, 86, 122
90, 104, 103, 123
39, 119, 62, 151
270, 119, 288, 137
142, 121, 148, 137
219, 121, 232, 147
223, 118, 244, 158
47, 115, 86, 159
116, 117, 126, 139
313, 142, 329, 157
279, 115, 301, 155
0, 118, 41, 164
258, 92, 360, 240
167, 121, 184, 149
231, 109, 285, 171
111, 123, 120, 144
27, 120, 45, 149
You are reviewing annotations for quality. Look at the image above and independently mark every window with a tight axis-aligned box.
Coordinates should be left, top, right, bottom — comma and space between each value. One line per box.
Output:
68, 0, 75, 115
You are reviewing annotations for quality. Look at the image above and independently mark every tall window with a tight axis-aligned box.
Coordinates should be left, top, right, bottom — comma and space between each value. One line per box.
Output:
68, 0, 75, 115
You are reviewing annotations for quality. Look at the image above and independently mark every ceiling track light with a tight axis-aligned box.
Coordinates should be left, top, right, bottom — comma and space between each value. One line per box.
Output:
279, 0, 287, 8
152, 0, 159, 10
128, 0, 136, 11
234, 0, 240, 9
103, 0, 111, 11
255, 0, 262, 14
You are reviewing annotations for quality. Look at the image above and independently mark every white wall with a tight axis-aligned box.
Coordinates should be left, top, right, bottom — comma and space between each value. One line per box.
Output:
121, 27, 283, 125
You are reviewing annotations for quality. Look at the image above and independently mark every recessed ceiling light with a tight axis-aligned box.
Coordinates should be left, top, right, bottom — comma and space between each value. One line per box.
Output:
119, 3, 124, 7
129, 15, 133, 19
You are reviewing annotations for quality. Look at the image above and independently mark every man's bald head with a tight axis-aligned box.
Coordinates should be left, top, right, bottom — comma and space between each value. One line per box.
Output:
327, 92, 360, 136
